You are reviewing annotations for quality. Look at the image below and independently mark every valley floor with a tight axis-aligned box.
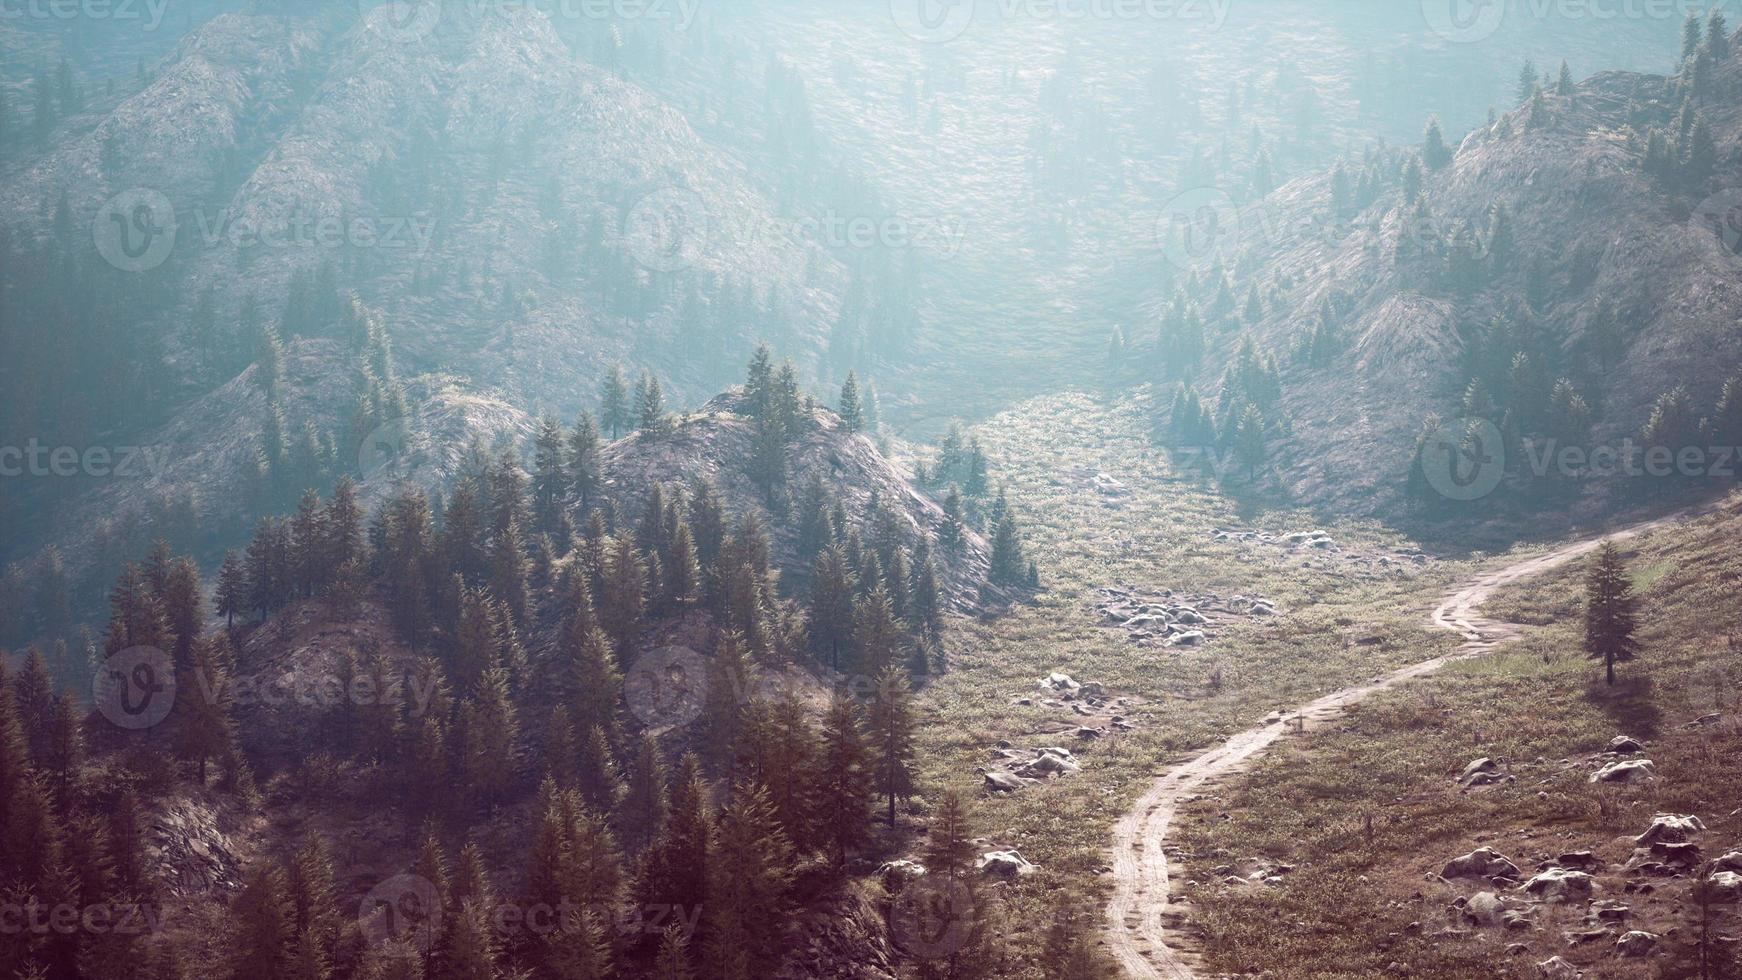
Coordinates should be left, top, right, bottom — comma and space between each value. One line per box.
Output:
901, 390, 1491, 974
1166, 495, 1742, 978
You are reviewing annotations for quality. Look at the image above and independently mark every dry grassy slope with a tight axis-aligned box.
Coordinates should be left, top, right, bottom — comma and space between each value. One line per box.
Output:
599, 391, 998, 610
1172, 495, 1742, 978
1199, 47, 1742, 518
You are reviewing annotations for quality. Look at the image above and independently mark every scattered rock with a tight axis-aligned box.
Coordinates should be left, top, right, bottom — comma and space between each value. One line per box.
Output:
1715, 851, 1742, 873
1463, 892, 1508, 927
976, 851, 1036, 877
1615, 931, 1659, 957
1078, 681, 1106, 699
983, 771, 1026, 794
1165, 630, 1206, 647
1460, 758, 1497, 781
1634, 813, 1705, 847
1442, 847, 1522, 881
1555, 852, 1602, 872
876, 860, 926, 889
1037, 673, 1081, 699
1523, 867, 1595, 903
1590, 758, 1656, 784
1537, 955, 1581, 979
1649, 841, 1703, 870
1607, 735, 1644, 755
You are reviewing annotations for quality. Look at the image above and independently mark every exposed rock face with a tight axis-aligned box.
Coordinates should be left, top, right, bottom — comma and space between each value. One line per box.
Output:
1442, 847, 1522, 881
599, 393, 1000, 611
774, 888, 899, 980
146, 795, 241, 898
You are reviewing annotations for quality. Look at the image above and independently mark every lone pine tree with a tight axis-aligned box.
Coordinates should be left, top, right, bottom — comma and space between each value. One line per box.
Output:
1584, 541, 1640, 686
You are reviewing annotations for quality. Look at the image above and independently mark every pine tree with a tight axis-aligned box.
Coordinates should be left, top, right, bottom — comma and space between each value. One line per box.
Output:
532, 416, 570, 535
1235, 404, 1267, 480
707, 782, 797, 972
636, 371, 668, 436
817, 693, 872, 866
568, 411, 603, 514
14, 648, 55, 758
286, 835, 339, 968
1584, 542, 1639, 686
838, 371, 864, 433
229, 860, 295, 979
1556, 60, 1574, 96
600, 535, 646, 658
1710, 9, 1731, 61
1517, 60, 1540, 104
178, 634, 236, 783
488, 520, 530, 626
1422, 116, 1452, 170
600, 364, 630, 440
639, 752, 711, 927
938, 486, 966, 553
561, 726, 614, 823
866, 666, 917, 826
701, 630, 753, 772
925, 788, 976, 879
42, 692, 82, 797
1685, 12, 1705, 63
619, 732, 669, 852
653, 924, 697, 980
462, 666, 520, 806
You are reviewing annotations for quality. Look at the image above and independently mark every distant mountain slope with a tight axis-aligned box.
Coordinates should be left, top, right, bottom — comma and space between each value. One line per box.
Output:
1152, 33, 1742, 522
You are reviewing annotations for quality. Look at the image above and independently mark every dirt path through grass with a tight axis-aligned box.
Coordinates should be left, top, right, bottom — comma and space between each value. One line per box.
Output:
1102, 509, 1689, 978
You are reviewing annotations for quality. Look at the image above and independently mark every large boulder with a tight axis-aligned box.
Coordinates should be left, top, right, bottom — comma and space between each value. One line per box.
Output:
1037, 673, 1081, 699
1707, 871, 1742, 902
877, 860, 927, 889
1607, 735, 1644, 755
1591, 759, 1656, 783
1442, 847, 1522, 881
1615, 931, 1659, 958
1523, 867, 1595, 903
1634, 813, 1705, 847
976, 851, 1036, 877
983, 771, 1026, 794
1715, 851, 1742, 873
1536, 956, 1581, 979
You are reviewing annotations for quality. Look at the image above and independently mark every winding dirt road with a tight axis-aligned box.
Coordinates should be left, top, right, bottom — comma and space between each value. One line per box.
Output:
1103, 513, 1686, 978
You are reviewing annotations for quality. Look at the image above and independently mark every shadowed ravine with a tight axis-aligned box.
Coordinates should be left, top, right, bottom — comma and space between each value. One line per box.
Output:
1102, 509, 1691, 978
